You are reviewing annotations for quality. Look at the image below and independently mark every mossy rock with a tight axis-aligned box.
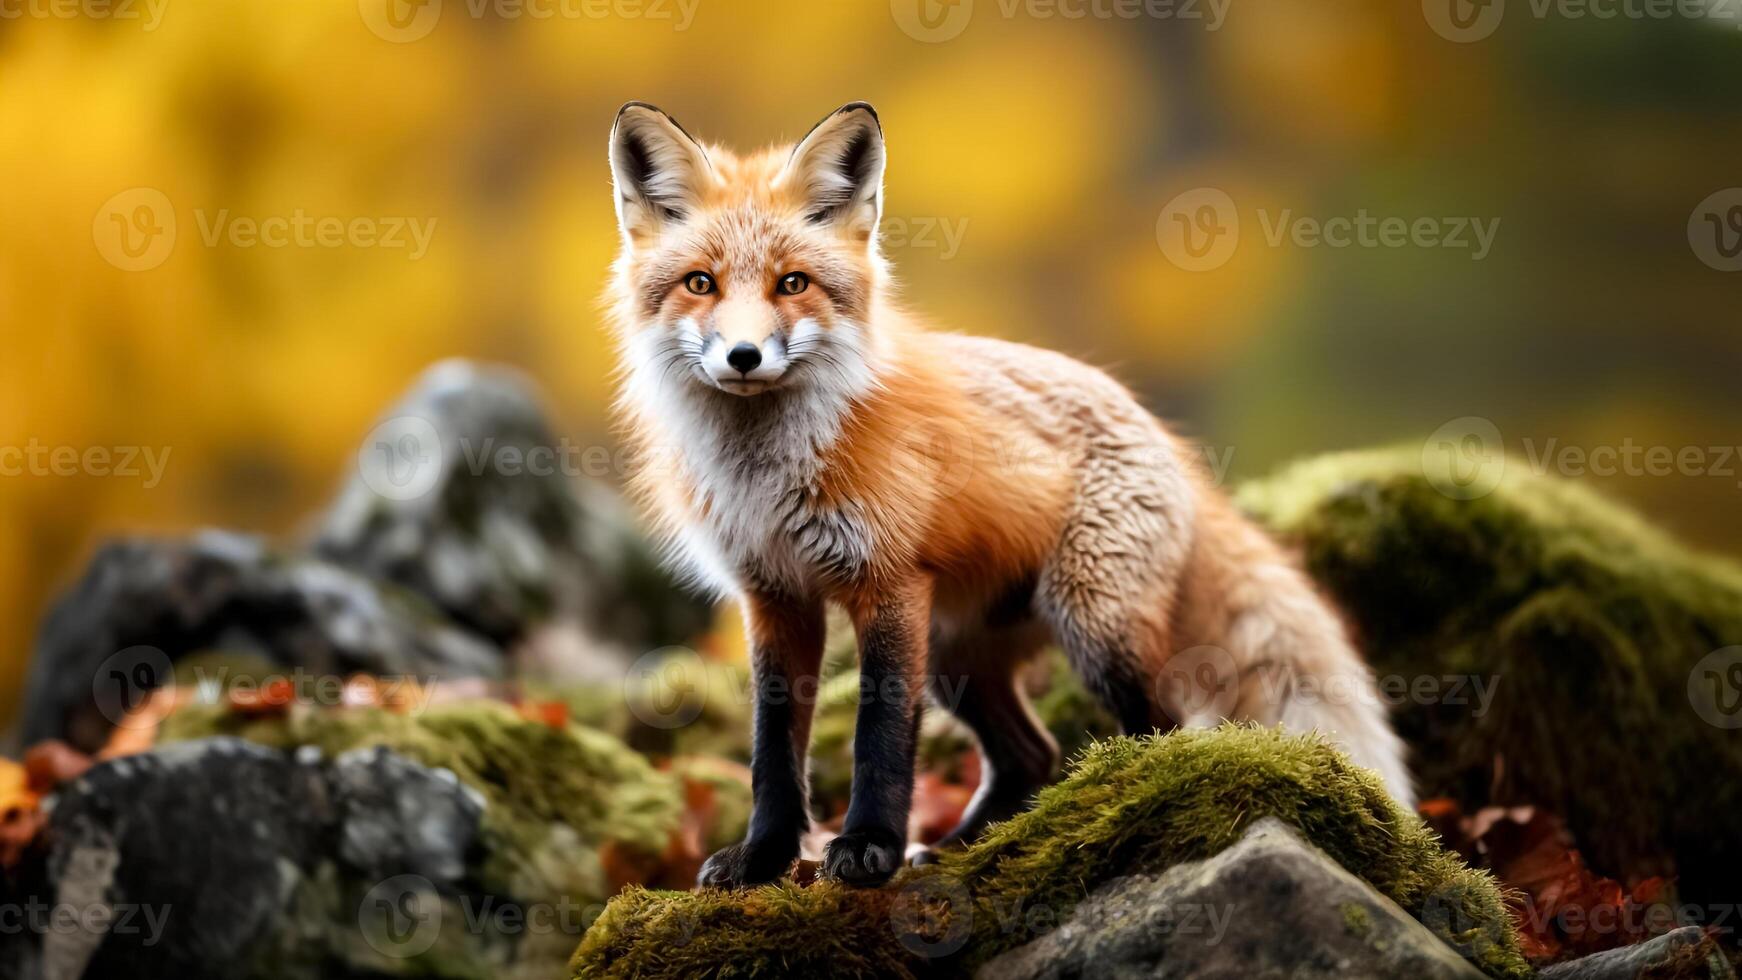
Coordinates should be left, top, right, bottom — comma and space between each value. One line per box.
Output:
160, 699, 684, 904
569, 726, 1529, 979
1238, 448, 1742, 904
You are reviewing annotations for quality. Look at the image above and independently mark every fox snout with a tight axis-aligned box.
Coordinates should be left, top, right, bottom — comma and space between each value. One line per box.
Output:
685, 293, 785, 391
702, 330, 788, 388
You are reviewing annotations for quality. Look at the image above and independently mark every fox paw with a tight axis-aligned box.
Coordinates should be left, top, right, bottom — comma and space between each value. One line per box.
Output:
696, 840, 794, 889
823, 828, 906, 887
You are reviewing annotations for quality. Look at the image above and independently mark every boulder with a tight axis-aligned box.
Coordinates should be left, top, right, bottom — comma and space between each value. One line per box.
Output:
569, 726, 1531, 980
8, 701, 689, 980
977, 817, 1486, 979
1537, 927, 1738, 980
17, 530, 502, 753
310, 359, 710, 657
1240, 448, 1742, 904
15, 737, 482, 980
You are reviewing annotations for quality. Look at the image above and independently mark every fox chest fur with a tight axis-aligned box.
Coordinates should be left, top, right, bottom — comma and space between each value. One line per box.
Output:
656, 383, 876, 598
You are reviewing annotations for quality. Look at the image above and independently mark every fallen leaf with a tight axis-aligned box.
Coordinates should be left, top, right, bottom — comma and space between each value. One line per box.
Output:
23, 741, 92, 792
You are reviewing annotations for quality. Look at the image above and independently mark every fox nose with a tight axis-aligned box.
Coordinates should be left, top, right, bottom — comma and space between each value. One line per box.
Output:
726, 342, 762, 374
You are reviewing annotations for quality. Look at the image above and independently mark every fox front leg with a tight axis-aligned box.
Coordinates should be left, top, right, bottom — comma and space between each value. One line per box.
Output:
697, 592, 824, 888
824, 576, 931, 887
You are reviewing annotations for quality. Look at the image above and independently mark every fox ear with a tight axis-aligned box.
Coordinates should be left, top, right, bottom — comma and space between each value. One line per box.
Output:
779, 102, 884, 241
609, 102, 713, 244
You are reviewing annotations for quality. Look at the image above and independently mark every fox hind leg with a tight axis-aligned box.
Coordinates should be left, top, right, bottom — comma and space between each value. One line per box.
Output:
920, 621, 1060, 856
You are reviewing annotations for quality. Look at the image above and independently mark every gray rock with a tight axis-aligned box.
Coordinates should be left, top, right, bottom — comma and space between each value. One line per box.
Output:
978, 817, 1486, 980
10, 736, 492, 980
18, 530, 503, 752
310, 359, 709, 655
1538, 926, 1737, 980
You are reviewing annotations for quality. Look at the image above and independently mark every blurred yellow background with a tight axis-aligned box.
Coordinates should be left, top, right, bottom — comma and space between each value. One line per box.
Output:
2, 0, 1740, 727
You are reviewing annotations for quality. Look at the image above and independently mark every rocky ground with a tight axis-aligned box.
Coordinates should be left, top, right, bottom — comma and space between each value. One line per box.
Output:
2, 362, 1738, 980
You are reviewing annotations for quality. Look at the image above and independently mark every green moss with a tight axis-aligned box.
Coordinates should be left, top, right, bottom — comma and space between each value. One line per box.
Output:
571, 882, 922, 980
1238, 448, 1742, 904
570, 726, 1528, 980
160, 700, 683, 900
1341, 901, 1372, 937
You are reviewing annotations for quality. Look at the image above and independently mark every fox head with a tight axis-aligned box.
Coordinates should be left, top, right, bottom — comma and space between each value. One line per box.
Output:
606, 102, 887, 402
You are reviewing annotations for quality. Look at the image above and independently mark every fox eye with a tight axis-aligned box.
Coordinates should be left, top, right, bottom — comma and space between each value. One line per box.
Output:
684, 272, 715, 295
777, 272, 809, 296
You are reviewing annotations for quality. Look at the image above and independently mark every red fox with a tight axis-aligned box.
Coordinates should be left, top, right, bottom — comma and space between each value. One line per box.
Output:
604, 102, 1413, 888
